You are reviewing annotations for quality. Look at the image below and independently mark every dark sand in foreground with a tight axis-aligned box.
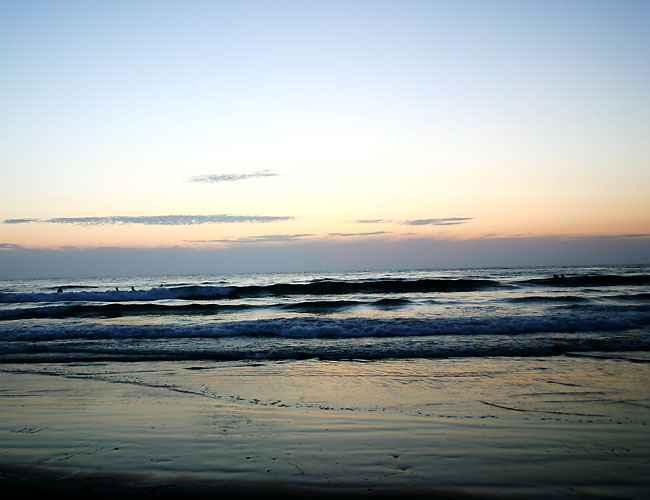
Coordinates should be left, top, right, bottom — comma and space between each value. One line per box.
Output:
1, 355, 649, 499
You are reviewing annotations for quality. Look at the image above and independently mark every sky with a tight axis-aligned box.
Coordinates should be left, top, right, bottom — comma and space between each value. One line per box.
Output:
1, 0, 649, 278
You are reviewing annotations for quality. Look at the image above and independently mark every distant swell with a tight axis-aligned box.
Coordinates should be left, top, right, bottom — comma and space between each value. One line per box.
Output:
229, 279, 499, 297
3, 275, 649, 305
608, 292, 650, 301
0, 303, 256, 320
279, 300, 364, 312
0, 298, 419, 321
509, 295, 590, 304
0, 278, 499, 304
521, 274, 650, 287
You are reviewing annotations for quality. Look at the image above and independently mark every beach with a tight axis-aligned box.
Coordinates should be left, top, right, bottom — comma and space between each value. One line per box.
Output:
2, 353, 649, 499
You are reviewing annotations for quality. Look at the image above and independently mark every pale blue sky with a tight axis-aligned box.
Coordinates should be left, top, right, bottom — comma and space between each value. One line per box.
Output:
1, 0, 649, 275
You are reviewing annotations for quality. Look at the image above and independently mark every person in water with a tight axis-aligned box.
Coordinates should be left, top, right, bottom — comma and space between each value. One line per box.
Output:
115, 287, 119, 291
131, 286, 136, 291
57, 287, 63, 293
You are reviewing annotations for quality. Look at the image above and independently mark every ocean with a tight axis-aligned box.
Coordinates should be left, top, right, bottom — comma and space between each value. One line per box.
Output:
1, 264, 649, 364
2, 264, 650, 498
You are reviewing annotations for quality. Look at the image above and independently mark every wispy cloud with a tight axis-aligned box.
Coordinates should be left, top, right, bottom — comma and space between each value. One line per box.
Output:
190, 170, 279, 184
479, 233, 650, 241
403, 217, 473, 226
0, 243, 23, 250
328, 231, 390, 237
186, 234, 314, 244
355, 217, 473, 226
3, 218, 39, 224
3, 215, 294, 226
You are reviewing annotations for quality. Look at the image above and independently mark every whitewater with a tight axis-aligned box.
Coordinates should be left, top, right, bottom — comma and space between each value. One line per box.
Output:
1, 264, 648, 363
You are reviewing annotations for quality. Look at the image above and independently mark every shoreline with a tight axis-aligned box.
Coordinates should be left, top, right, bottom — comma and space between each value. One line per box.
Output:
0, 463, 490, 500
1, 355, 649, 498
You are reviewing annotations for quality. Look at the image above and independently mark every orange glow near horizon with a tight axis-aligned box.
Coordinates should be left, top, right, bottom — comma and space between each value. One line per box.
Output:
1, 1, 649, 263
2, 207, 649, 251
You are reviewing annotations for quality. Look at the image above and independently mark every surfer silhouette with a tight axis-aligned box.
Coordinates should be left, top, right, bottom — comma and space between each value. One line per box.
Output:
57, 287, 63, 293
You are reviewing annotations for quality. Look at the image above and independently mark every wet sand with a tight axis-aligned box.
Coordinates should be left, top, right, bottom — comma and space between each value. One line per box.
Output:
1, 354, 649, 499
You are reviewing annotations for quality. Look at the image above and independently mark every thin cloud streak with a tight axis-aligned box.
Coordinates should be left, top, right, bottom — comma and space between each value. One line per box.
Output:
190, 170, 279, 184
355, 217, 474, 226
189, 232, 392, 245
0, 243, 24, 250
3, 218, 39, 224
478, 233, 650, 241
403, 218, 473, 226
186, 234, 314, 244
328, 231, 390, 237
3, 215, 294, 226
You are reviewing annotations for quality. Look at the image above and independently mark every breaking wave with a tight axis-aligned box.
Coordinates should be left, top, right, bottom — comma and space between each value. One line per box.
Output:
0, 278, 499, 304
2, 310, 648, 343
